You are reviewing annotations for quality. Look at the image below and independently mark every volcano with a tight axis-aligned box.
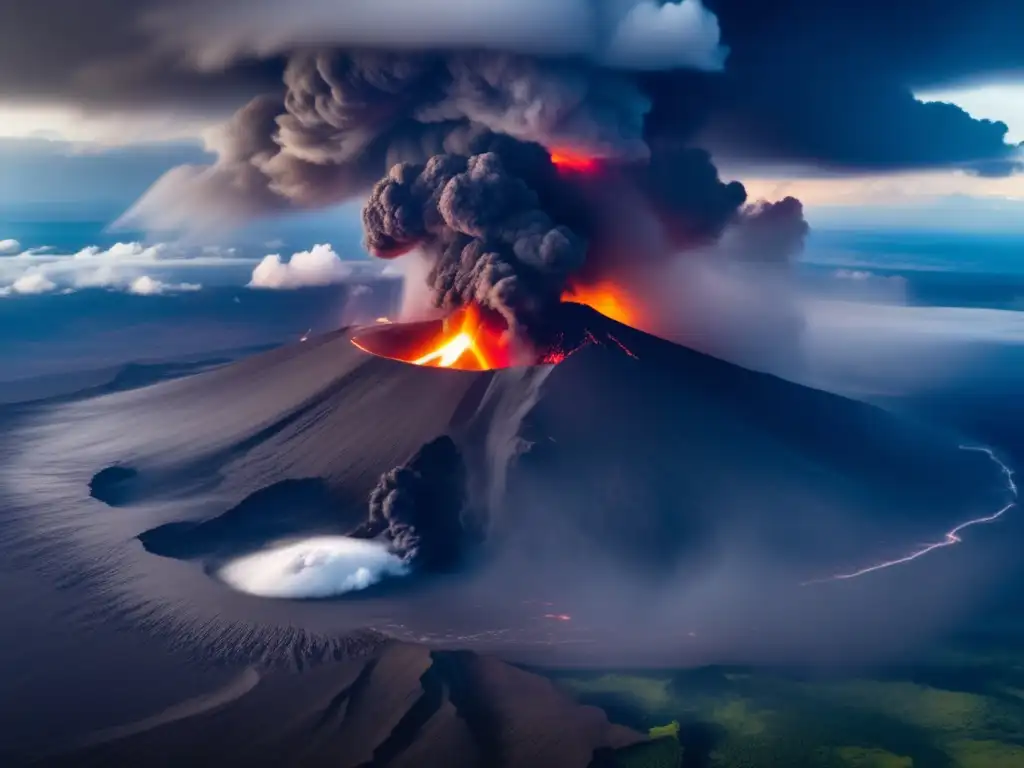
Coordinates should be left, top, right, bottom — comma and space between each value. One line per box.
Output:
2, 300, 1011, 671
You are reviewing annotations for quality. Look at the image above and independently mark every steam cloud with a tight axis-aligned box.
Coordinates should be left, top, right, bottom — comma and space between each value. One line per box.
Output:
356, 436, 470, 571
217, 536, 410, 598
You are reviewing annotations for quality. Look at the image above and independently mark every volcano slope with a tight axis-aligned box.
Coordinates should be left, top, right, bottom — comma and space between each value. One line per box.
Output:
37, 641, 643, 768
1, 303, 1010, 666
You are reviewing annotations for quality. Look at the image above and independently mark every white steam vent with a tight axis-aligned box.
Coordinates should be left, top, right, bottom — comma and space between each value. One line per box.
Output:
218, 536, 409, 598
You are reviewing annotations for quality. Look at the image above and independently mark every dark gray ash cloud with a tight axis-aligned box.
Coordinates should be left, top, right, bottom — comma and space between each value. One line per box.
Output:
116, 49, 656, 231
363, 151, 587, 341
358, 436, 469, 571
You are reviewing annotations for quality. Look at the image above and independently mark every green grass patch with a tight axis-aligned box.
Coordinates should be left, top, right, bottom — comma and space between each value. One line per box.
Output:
946, 739, 1024, 768
829, 746, 914, 767
560, 674, 674, 712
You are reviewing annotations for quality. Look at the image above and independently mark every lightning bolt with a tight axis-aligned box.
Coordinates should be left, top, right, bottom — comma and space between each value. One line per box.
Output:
802, 445, 1017, 586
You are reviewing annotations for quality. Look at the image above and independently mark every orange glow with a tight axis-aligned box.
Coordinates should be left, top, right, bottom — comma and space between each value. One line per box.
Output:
408, 306, 497, 370
550, 149, 599, 173
375, 317, 391, 324
352, 304, 507, 371
562, 282, 639, 327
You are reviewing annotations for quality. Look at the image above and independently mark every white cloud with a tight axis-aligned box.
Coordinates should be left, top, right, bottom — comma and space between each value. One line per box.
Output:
0, 104, 214, 146
248, 243, 354, 289
0, 271, 57, 296
128, 275, 202, 295
0, 238, 20, 254
604, 0, 725, 71
0, 240, 252, 295
156, 0, 725, 74
0, 239, 387, 295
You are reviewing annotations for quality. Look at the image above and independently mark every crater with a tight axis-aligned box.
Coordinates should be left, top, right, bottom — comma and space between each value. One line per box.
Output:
89, 465, 140, 507
138, 478, 346, 563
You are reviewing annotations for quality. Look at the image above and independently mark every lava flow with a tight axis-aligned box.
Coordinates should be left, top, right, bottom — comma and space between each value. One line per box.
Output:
412, 307, 495, 369
352, 283, 642, 371
351, 303, 509, 371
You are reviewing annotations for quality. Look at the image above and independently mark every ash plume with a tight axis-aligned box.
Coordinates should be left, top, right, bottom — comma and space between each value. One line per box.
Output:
363, 151, 587, 345
93, 0, 1017, 363
117, 49, 653, 231
723, 197, 810, 265
356, 436, 470, 571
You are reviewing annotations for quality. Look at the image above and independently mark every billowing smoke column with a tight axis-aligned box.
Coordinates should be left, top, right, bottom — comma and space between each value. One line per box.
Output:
362, 150, 586, 346
120, 42, 812, 354
354, 436, 470, 571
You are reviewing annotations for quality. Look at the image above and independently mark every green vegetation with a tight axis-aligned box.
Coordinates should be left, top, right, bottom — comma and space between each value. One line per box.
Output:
829, 746, 914, 767
648, 720, 681, 740
946, 739, 1024, 768
553, 636, 1024, 768
708, 699, 773, 736
805, 681, 998, 733
611, 720, 683, 768
611, 737, 682, 768
562, 674, 673, 712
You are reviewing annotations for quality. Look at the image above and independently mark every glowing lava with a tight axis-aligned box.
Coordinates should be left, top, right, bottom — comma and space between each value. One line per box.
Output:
352, 297, 641, 370
352, 304, 507, 371
550, 149, 600, 174
562, 282, 640, 327
413, 330, 480, 368
412, 305, 501, 369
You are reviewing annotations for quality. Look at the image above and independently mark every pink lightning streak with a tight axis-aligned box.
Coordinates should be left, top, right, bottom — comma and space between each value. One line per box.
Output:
802, 445, 1017, 586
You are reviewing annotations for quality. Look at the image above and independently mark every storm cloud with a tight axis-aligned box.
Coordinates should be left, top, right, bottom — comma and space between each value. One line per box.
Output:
0, 2, 1018, 181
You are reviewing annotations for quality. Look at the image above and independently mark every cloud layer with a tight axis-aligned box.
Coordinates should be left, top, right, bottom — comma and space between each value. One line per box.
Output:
0, 241, 247, 296
248, 243, 357, 289
0, 2, 1016, 209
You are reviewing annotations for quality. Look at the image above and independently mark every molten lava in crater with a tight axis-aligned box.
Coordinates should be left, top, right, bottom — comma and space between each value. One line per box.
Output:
351, 297, 641, 372
352, 304, 510, 371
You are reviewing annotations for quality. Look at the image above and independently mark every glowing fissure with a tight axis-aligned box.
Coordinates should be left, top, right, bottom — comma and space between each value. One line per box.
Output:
412, 307, 496, 370
606, 333, 640, 361
803, 445, 1017, 585
413, 332, 474, 367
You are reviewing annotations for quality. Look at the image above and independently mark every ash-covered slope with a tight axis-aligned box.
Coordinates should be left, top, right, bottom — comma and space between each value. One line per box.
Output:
4, 303, 1010, 666
37, 642, 642, 768
92, 303, 1001, 579
493, 304, 1003, 576
79, 329, 496, 517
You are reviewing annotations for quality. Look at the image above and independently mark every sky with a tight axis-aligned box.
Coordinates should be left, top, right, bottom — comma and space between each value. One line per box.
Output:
0, 0, 1021, 277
